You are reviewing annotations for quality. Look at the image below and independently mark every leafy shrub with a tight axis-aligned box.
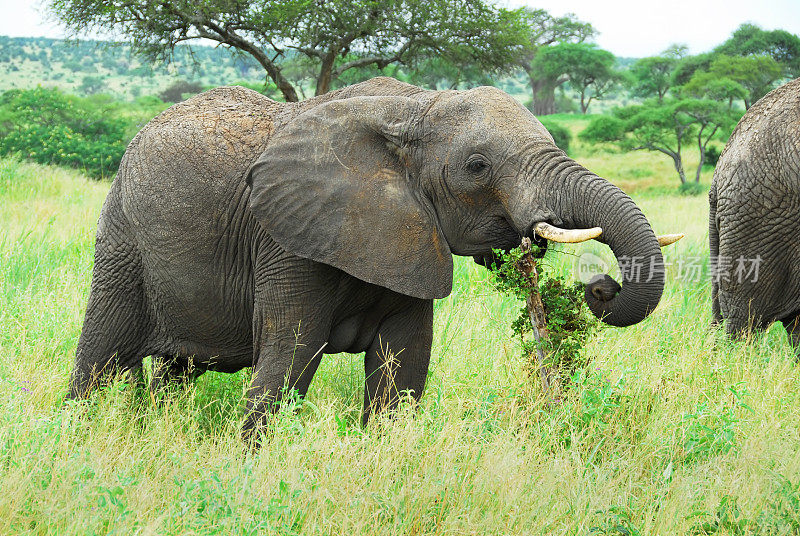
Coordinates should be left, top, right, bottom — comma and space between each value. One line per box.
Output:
489, 245, 598, 381
538, 118, 571, 154
580, 115, 626, 143
158, 80, 204, 103
0, 87, 129, 179
680, 384, 750, 463
554, 92, 579, 114
688, 476, 800, 534
678, 181, 707, 196
79, 75, 105, 95
590, 505, 642, 536
703, 145, 722, 168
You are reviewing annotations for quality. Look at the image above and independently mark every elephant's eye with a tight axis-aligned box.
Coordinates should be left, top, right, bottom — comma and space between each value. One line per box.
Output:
466, 155, 490, 174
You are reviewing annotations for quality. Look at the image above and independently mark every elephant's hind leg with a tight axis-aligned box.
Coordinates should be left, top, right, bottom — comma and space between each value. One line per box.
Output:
781, 312, 800, 358
68, 221, 150, 399
709, 184, 723, 326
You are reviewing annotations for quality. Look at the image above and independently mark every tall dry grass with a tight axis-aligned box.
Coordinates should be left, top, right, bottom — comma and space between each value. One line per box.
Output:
1, 156, 798, 535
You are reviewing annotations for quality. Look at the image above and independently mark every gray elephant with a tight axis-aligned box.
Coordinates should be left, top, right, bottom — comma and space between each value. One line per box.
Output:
69, 77, 670, 437
710, 77, 800, 350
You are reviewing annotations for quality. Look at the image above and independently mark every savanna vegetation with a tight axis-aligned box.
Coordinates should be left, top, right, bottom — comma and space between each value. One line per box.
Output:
3, 17, 799, 187
2, 2, 800, 533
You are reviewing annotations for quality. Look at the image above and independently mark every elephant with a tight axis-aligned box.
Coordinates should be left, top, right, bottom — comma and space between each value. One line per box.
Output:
68, 77, 672, 438
710, 77, 800, 351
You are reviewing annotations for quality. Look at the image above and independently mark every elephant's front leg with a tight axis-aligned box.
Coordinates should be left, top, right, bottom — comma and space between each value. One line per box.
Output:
243, 254, 337, 441
363, 297, 433, 426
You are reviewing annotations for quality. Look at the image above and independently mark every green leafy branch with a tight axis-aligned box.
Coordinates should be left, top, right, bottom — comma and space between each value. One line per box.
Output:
489, 242, 599, 388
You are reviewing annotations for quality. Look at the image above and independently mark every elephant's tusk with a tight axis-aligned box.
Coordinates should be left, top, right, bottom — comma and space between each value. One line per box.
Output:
533, 222, 603, 243
657, 233, 684, 247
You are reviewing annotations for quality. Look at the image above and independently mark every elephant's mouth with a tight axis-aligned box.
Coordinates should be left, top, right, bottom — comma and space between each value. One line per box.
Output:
472, 232, 547, 270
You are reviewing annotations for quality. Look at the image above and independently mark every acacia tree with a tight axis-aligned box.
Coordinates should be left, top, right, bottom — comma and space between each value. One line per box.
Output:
681, 73, 747, 109
533, 43, 618, 114
515, 8, 595, 116
582, 99, 740, 185
706, 55, 782, 108
671, 52, 717, 88
715, 23, 800, 76
618, 102, 695, 184
406, 56, 494, 90
629, 45, 686, 102
47, 0, 531, 102
674, 99, 739, 182
682, 55, 782, 109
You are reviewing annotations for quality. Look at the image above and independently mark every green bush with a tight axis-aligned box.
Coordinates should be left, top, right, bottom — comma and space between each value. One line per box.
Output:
0, 87, 129, 179
678, 181, 707, 196
554, 92, 579, 114
703, 145, 722, 168
158, 80, 204, 103
489, 245, 598, 382
538, 118, 571, 154
579, 115, 626, 143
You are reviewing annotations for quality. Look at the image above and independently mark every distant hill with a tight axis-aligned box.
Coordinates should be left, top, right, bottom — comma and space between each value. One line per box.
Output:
0, 36, 269, 99
0, 35, 639, 112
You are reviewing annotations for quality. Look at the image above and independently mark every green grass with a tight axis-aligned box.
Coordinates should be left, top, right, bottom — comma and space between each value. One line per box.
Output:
1, 155, 799, 535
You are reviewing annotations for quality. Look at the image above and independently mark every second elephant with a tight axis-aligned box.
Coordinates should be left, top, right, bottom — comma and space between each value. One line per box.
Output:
710, 77, 800, 351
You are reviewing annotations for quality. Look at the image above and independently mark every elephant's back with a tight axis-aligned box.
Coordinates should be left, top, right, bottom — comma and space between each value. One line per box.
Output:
111, 86, 282, 359
117, 85, 281, 259
713, 78, 800, 324
714, 78, 800, 206
119, 86, 281, 209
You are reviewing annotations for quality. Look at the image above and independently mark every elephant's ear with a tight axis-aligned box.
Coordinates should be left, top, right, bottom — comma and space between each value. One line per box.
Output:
246, 95, 453, 299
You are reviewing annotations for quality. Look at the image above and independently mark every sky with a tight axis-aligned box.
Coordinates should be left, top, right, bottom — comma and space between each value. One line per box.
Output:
1, 0, 799, 58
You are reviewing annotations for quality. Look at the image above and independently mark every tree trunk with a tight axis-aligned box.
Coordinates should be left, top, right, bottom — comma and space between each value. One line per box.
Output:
275, 77, 300, 102
214, 31, 300, 102
695, 152, 705, 183
518, 238, 555, 392
580, 91, 593, 114
530, 76, 558, 116
315, 50, 337, 96
672, 153, 687, 184
695, 125, 719, 183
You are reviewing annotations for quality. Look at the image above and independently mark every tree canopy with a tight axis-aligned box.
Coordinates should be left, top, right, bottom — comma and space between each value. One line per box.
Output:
683, 55, 782, 109
515, 8, 595, 115
47, 0, 531, 101
532, 43, 618, 113
715, 23, 800, 76
629, 46, 686, 102
581, 99, 740, 185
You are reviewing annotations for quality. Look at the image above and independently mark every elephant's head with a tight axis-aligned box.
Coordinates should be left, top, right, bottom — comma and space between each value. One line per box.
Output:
246, 86, 671, 327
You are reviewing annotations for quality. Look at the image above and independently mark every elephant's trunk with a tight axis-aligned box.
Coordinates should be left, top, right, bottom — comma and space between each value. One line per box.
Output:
510, 147, 665, 327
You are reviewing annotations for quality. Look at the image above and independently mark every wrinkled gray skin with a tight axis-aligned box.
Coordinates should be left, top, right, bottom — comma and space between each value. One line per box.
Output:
68, 77, 664, 438
710, 77, 800, 350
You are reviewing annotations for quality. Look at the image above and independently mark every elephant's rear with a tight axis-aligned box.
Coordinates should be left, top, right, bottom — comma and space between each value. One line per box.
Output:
712, 78, 800, 333
81, 87, 281, 379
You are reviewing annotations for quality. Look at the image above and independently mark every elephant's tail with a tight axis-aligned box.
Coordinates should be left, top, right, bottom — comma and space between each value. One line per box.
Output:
709, 183, 722, 325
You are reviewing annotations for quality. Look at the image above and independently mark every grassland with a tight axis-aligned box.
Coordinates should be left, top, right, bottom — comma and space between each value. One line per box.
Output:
1, 135, 799, 535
